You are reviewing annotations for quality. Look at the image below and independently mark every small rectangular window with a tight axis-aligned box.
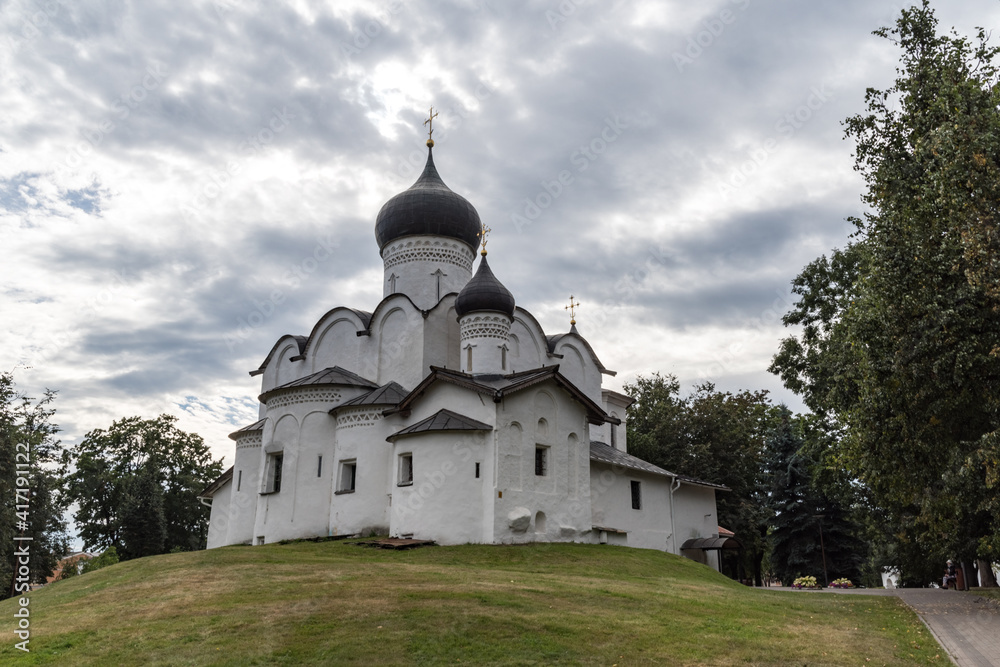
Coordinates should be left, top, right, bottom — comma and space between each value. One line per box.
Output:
610, 424, 617, 448
237, 469, 242, 492
398, 453, 413, 486
535, 446, 547, 476
337, 460, 357, 493
317, 455, 323, 478
256, 536, 265, 546
263, 454, 283, 494
630, 480, 642, 510
475, 462, 481, 478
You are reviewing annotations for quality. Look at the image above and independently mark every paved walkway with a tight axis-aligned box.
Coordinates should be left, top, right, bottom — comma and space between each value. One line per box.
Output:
893, 589, 1000, 667
772, 587, 1000, 666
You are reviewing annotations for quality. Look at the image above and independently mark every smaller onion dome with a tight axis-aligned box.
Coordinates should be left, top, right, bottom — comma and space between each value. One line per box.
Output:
455, 254, 515, 318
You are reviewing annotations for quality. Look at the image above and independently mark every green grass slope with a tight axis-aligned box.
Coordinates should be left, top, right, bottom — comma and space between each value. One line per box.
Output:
1, 541, 944, 666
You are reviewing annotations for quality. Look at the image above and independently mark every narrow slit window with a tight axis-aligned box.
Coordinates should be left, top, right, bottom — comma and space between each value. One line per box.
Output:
630, 480, 642, 510
317, 455, 323, 478
237, 469, 242, 492
475, 462, 481, 479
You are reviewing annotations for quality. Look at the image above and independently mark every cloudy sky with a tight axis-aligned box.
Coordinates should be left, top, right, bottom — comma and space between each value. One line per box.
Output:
3, 0, 998, 466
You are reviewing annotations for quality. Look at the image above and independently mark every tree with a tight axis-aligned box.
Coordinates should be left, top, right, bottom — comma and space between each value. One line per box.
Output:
0, 372, 70, 599
62, 415, 223, 558
626, 373, 777, 584
771, 1, 1000, 571
766, 410, 865, 586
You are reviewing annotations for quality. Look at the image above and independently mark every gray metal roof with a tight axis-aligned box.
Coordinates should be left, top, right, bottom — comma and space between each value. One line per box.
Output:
387, 409, 492, 442
455, 254, 515, 317
588, 441, 728, 490
680, 536, 743, 551
589, 440, 675, 479
260, 366, 378, 403
332, 381, 410, 413
198, 466, 233, 499
228, 418, 266, 441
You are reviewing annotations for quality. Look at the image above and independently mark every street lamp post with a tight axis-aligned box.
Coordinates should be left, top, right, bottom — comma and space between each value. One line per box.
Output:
815, 514, 829, 588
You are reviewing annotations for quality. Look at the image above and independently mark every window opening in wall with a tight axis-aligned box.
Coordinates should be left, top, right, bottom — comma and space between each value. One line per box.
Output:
264, 454, 283, 493
338, 460, 357, 493
500, 344, 507, 370
237, 469, 242, 492
610, 423, 617, 448
399, 453, 413, 486
475, 462, 481, 479
535, 446, 548, 476
466, 345, 473, 372
256, 536, 265, 546
630, 480, 642, 510
317, 455, 323, 478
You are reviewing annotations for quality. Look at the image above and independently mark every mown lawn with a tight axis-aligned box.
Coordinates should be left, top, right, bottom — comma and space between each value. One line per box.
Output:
0, 541, 946, 665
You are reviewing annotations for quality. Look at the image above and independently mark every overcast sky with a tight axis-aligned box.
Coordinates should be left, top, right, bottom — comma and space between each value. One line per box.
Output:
3, 0, 998, 466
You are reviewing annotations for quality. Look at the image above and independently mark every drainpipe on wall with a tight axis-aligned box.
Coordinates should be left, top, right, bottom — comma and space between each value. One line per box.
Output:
668, 476, 681, 554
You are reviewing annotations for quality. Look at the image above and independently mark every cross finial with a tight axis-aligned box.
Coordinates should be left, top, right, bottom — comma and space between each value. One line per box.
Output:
424, 107, 439, 147
478, 223, 491, 256
565, 295, 580, 326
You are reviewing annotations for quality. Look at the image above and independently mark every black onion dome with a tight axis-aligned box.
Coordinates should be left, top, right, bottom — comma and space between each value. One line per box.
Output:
375, 147, 482, 251
455, 255, 515, 318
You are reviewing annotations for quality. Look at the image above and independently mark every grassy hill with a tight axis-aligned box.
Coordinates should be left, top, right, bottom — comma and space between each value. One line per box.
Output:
0, 541, 944, 665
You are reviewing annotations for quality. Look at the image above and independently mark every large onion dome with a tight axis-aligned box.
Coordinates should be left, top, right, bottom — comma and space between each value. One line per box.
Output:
455, 254, 515, 318
375, 147, 482, 251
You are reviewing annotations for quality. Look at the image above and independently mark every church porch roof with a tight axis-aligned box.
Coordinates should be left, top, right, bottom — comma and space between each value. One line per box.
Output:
588, 441, 729, 490
386, 409, 492, 442
385, 365, 615, 426
329, 381, 410, 414
228, 418, 266, 441
259, 366, 378, 403
198, 466, 234, 499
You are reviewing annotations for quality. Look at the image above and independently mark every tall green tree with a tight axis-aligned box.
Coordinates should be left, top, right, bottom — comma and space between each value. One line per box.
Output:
62, 414, 223, 558
771, 1, 1000, 570
0, 372, 69, 599
626, 373, 776, 584
766, 410, 865, 586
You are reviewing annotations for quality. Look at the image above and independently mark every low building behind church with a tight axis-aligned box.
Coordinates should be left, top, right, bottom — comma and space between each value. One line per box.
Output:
200, 141, 727, 569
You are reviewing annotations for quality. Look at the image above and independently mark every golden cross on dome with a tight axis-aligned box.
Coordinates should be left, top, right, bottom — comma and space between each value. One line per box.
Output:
565, 295, 580, 326
479, 223, 491, 256
424, 107, 439, 147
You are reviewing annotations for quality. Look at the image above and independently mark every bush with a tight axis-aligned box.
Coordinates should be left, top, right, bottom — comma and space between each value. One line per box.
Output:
81, 547, 119, 574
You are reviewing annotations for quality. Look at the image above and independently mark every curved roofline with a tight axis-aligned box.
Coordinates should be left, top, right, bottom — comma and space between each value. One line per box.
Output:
299, 307, 372, 359
251, 335, 307, 377
512, 307, 562, 362
546, 331, 615, 376
378, 232, 476, 255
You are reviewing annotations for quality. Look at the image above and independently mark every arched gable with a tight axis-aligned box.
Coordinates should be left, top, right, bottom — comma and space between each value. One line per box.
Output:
260, 336, 307, 395
372, 299, 425, 388
510, 308, 548, 370
308, 314, 366, 375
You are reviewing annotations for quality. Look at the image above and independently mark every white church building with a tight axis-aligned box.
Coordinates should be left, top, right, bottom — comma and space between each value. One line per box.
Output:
200, 138, 728, 566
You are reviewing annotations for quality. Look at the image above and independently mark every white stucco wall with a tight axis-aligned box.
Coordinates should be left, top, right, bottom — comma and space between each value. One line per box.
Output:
492, 385, 594, 544
380, 235, 475, 310
589, 464, 675, 551
205, 479, 232, 549
390, 431, 489, 544
328, 405, 393, 536
226, 432, 262, 546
